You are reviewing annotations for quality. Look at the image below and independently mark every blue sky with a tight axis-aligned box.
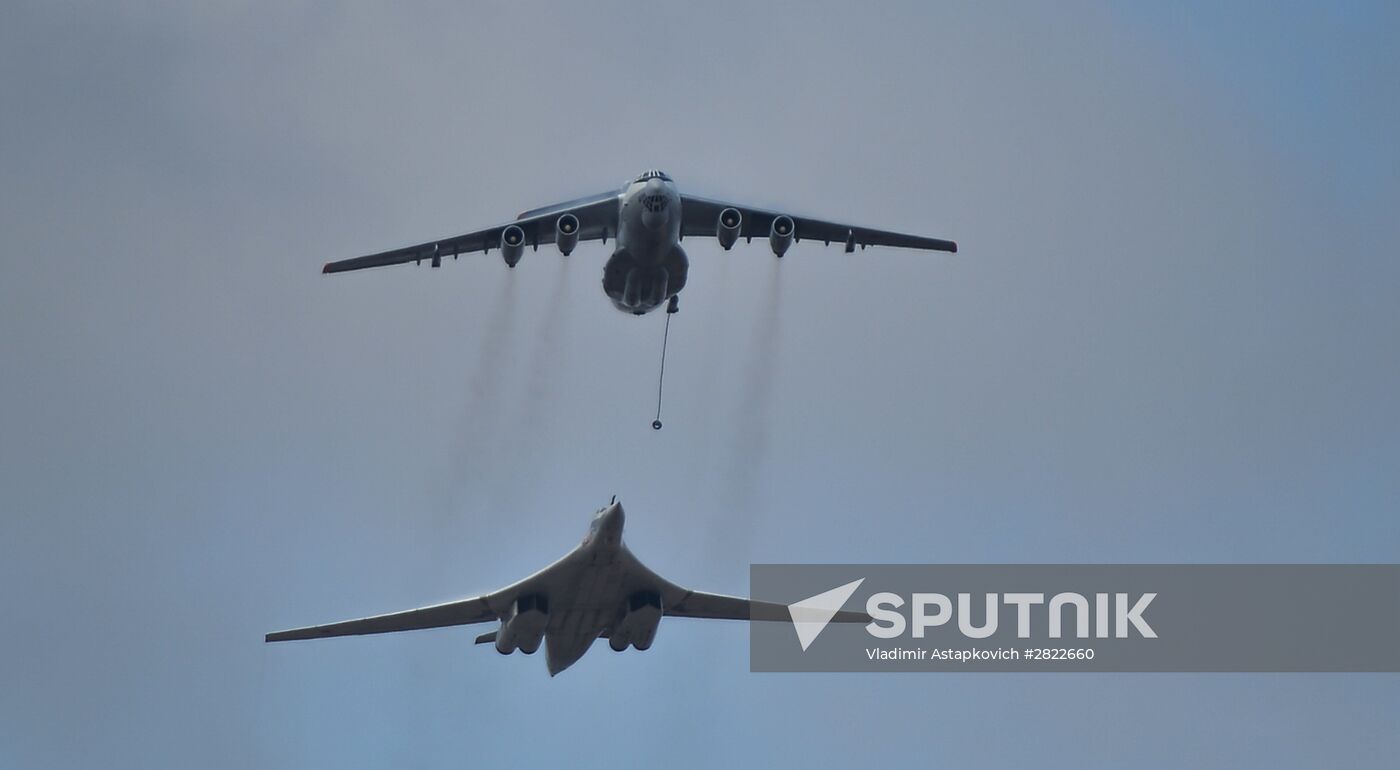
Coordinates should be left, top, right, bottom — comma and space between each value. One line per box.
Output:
2, 2, 1397, 767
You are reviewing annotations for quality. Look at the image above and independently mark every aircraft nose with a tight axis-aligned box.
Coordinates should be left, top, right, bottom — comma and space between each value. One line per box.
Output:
596, 502, 625, 540
603, 501, 625, 529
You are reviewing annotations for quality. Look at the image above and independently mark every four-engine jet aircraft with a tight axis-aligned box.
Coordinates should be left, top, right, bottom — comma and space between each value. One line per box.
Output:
266, 500, 869, 675
323, 169, 958, 315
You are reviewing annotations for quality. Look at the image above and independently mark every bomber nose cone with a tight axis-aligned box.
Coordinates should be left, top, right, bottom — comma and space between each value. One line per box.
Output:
596, 501, 625, 545
603, 501, 625, 530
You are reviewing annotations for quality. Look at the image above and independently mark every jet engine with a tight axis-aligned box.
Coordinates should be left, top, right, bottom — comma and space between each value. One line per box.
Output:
495, 593, 548, 655
555, 213, 580, 256
609, 591, 662, 652
769, 215, 794, 258
716, 207, 742, 250
500, 224, 526, 267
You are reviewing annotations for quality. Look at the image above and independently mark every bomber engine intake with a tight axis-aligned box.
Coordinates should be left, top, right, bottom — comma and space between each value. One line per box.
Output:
495, 593, 548, 655
609, 591, 662, 652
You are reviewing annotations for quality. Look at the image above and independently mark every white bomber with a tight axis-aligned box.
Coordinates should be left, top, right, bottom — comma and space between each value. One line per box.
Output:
266, 500, 870, 676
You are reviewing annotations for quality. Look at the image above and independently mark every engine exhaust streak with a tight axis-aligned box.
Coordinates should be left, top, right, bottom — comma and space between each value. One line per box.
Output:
449, 271, 523, 504
509, 259, 573, 471
713, 259, 784, 560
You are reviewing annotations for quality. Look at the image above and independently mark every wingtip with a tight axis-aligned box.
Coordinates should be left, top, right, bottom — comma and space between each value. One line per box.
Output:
321, 262, 332, 274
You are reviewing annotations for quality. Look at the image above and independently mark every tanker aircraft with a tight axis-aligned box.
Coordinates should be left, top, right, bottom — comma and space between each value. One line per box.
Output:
322, 169, 958, 315
265, 500, 869, 676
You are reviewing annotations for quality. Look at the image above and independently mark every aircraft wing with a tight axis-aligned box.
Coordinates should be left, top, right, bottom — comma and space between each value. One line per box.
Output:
663, 588, 870, 624
265, 596, 496, 642
514, 189, 622, 221
321, 189, 622, 274
679, 194, 957, 253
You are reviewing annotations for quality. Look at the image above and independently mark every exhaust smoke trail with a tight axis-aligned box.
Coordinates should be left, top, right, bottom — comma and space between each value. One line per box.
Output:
694, 248, 732, 419
518, 258, 571, 435
423, 270, 524, 575
447, 270, 524, 507
712, 258, 785, 560
504, 258, 574, 479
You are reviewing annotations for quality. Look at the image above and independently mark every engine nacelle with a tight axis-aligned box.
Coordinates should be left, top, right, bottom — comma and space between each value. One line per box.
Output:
495, 593, 548, 655
769, 215, 794, 258
716, 207, 742, 250
555, 213, 580, 256
500, 224, 526, 268
609, 591, 662, 652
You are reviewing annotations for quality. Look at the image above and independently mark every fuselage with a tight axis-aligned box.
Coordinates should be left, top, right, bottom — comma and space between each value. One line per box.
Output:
603, 170, 688, 315
519, 502, 665, 675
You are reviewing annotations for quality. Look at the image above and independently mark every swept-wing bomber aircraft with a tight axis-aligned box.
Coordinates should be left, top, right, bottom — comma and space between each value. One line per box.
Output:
323, 169, 958, 315
265, 500, 869, 675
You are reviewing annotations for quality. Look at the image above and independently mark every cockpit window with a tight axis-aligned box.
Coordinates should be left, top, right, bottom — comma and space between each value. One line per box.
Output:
634, 169, 671, 183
